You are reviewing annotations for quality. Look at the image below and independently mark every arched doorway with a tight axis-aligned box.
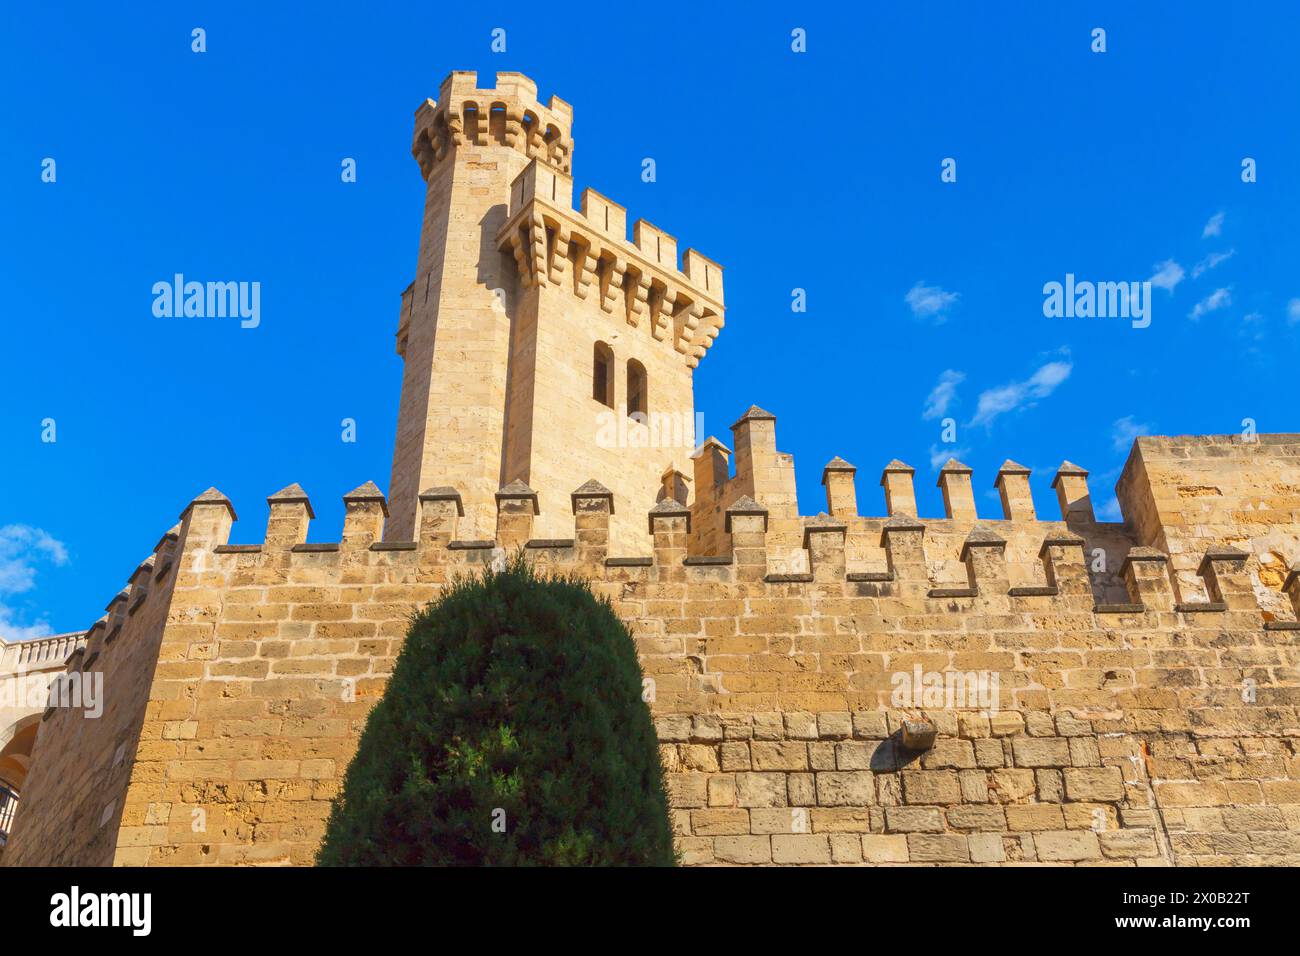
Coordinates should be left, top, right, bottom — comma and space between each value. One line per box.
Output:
0, 716, 39, 848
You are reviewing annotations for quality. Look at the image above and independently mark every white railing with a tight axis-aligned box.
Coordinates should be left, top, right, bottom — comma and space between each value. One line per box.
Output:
0, 632, 86, 676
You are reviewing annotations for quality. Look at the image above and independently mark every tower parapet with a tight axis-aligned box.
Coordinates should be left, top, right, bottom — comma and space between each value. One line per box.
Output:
497, 158, 724, 368
412, 71, 574, 179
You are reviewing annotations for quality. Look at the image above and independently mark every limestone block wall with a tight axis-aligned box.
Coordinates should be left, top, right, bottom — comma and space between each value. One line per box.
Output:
1, 528, 181, 866
5, 430, 1300, 867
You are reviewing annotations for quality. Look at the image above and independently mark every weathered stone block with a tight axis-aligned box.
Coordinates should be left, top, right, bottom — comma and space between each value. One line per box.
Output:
815, 771, 876, 807
772, 834, 832, 864
884, 806, 945, 833
1063, 767, 1125, 802
901, 770, 962, 805
1012, 737, 1071, 768
862, 834, 909, 863
714, 835, 772, 864
907, 833, 970, 863
736, 772, 787, 808
1034, 830, 1102, 861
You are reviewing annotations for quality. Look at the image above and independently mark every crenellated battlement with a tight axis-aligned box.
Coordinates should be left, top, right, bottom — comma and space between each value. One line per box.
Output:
496, 159, 724, 368
138, 463, 1291, 630
412, 71, 574, 178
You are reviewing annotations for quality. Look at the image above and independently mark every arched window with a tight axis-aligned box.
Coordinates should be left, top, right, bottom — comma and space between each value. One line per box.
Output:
593, 342, 614, 408
627, 359, 648, 421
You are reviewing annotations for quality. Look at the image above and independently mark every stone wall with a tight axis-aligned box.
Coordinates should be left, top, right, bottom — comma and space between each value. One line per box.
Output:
4, 431, 1300, 867
1, 530, 179, 866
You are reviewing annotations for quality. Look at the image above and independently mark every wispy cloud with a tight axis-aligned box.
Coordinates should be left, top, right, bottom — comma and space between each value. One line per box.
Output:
1188, 287, 1232, 320
969, 357, 1073, 429
905, 281, 959, 322
922, 369, 965, 420
928, 443, 970, 470
1111, 415, 1152, 452
1192, 248, 1235, 278
1288, 298, 1300, 324
1202, 211, 1225, 238
1149, 259, 1185, 293
0, 525, 69, 642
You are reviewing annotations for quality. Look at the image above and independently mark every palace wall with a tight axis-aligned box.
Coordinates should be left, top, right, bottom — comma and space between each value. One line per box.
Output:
6, 430, 1299, 866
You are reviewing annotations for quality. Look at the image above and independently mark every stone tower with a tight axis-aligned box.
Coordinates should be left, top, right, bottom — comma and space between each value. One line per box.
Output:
387, 71, 726, 551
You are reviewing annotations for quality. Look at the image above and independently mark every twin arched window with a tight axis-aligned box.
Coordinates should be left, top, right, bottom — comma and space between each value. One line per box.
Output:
593, 343, 648, 420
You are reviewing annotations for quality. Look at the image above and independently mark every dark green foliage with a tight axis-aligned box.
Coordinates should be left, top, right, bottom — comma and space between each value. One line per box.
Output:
317, 556, 675, 866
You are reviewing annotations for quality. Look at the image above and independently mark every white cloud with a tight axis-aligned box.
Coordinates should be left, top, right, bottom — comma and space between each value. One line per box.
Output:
0, 525, 69, 642
1192, 248, 1235, 278
1112, 415, 1151, 452
1188, 287, 1232, 320
1288, 298, 1300, 324
922, 369, 965, 420
905, 282, 959, 322
1202, 211, 1225, 238
928, 443, 970, 470
1149, 259, 1185, 293
0, 610, 55, 643
969, 358, 1073, 429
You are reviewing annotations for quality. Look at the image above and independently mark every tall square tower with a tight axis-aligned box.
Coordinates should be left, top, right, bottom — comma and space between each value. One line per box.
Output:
387, 72, 725, 551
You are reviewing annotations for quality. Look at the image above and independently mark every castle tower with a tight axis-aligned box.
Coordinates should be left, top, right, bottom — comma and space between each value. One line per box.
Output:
387, 72, 725, 551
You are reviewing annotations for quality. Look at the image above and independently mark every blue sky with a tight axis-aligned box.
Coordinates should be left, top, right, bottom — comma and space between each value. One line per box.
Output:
2, 2, 1297, 637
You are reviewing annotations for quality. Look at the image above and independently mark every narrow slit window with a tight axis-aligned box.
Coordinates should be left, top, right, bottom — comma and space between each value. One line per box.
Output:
627, 359, 647, 420
593, 342, 614, 407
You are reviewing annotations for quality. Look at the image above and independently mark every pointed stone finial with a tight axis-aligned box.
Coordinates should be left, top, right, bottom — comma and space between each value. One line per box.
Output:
571, 479, 614, 513
959, 524, 1007, 561
1052, 462, 1093, 522
937, 460, 977, 520
1052, 461, 1089, 481
694, 435, 732, 457
936, 458, 973, 482
730, 405, 776, 430
660, 465, 691, 506
419, 486, 465, 517
341, 481, 389, 549
882, 514, 925, 532
343, 481, 389, 516
495, 480, 538, 548
822, 457, 859, 517
821, 456, 856, 484
724, 495, 768, 533
802, 511, 847, 548
994, 460, 1035, 520
880, 461, 917, 517
648, 497, 691, 534
495, 480, 539, 514
182, 487, 237, 521
267, 483, 315, 519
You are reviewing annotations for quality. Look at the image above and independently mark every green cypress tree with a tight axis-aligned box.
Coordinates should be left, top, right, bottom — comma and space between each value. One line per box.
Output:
317, 557, 675, 866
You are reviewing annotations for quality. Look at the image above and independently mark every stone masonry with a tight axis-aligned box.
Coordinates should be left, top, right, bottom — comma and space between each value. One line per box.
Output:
4, 73, 1300, 866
